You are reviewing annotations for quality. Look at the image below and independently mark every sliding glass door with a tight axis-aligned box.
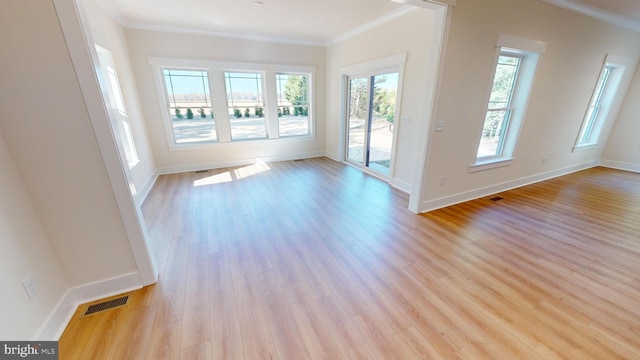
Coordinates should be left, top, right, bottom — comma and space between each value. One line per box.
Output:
346, 72, 399, 176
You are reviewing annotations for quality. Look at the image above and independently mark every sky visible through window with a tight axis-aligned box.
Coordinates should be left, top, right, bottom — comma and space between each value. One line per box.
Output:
163, 70, 268, 98
162, 72, 398, 96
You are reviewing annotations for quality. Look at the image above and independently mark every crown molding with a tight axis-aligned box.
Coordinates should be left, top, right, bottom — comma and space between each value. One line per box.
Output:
542, 0, 640, 33
391, 0, 456, 8
125, 22, 326, 47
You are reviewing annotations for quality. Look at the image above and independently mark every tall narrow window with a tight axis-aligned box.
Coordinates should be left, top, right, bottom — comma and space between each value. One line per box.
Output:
478, 54, 522, 158
578, 66, 610, 145
95, 45, 139, 168
472, 35, 545, 171
276, 73, 310, 137
224, 72, 266, 140
574, 56, 627, 150
163, 69, 217, 144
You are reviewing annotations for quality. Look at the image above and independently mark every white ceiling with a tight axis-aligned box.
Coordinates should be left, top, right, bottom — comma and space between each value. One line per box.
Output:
96, 0, 406, 45
95, 0, 640, 46
579, 0, 640, 22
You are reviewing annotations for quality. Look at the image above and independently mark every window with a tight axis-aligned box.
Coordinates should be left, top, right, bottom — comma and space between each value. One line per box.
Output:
163, 69, 217, 144
224, 72, 266, 140
574, 55, 628, 150
276, 73, 310, 137
151, 58, 315, 149
478, 54, 521, 158
95, 45, 139, 168
471, 35, 545, 171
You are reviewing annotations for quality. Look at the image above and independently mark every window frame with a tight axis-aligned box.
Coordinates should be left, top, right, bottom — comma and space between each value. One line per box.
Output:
161, 67, 218, 146
573, 55, 629, 151
479, 51, 524, 161
223, 70, 268, 141
149, 58, 316, 151
275, 72, 311, 138
470, 34, 546, 172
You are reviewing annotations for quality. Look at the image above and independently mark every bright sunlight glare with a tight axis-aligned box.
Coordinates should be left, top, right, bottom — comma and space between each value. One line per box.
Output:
234, 160, 271, 180
193, 171, 233, 187
192, 160, 271, 187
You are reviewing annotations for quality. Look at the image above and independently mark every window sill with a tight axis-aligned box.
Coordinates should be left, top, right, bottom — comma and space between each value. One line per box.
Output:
572, 144, 598, 152
168, 134, 316, 152
469, 158, 514, 173
128, 159, 141, 169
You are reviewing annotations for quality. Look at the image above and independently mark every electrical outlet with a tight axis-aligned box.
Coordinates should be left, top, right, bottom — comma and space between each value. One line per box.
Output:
22, 274, 39, 299
435, 120, 445, 132
440, 176, 446, 186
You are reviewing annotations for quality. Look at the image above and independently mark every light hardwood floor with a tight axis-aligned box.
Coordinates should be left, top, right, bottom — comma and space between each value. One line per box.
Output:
59, 158, 640, 359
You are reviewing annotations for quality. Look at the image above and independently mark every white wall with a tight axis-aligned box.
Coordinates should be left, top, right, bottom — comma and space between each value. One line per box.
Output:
601, 65, 640, 172
83, 0, 157, 202
0, 0, 138, 287
126, 29, 327, 173
420, 0, 640, 210
326, 8, 439, 192
0, 129, 68, 340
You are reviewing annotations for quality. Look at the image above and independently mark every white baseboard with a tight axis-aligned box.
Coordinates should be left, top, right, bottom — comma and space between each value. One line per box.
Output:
391, 178, 411, 193
157, 151, 325, 175
599, 159, 640, 173
36, 272, 142, 341
138, 171, 159, 204
420, 161, 599, 213
324, 151, 340, 162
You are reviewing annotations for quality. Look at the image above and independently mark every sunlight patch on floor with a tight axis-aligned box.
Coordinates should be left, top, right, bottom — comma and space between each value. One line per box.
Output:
193, 160, 271, 186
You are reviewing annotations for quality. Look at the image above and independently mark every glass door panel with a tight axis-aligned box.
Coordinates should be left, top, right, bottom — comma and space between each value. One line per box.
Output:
345, 72, 399, 177
347, 77, 369, 164
368, 73, 398, 175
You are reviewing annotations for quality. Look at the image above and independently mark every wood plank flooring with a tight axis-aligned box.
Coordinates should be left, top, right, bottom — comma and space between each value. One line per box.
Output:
59, 158, 640, 359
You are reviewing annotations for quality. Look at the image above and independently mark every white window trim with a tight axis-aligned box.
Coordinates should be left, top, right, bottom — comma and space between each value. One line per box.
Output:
224, 70, 269, 141
573, 54, 630, 151
339, 53, 407, 180
149, 57, 316, 151
469, 34, 546, 172
469, 158, 514, 173
275, 72, 312, 138
95, 44, 140, 169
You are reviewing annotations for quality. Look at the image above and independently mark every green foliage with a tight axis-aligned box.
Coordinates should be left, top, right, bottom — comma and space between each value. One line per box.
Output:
294, 106, 308, 116
349, 76, 396, 123
284, 75, 308, 117
175, 108, 184, 119
254, 106, 264, 117
244, 108, 250, 117
348, 78, 368, 119
233, 108, 242, 118
482, 56, 519, 139
284, 75, 308, 108
277, 107, 283, 117
210, 110, 215, 119
186, 108, 194, 119
384, 103, 395, 123
482, 111, 505, 138
373, 76, 396, 123
198, 108, 206, 118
